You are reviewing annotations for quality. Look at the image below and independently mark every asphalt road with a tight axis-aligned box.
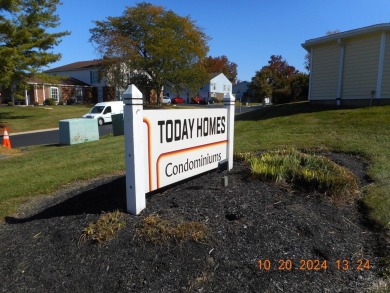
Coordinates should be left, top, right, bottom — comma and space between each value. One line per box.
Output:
10, 124, 113, 148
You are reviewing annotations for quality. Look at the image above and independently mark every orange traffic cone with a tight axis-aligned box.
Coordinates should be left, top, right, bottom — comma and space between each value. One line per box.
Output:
2, 128, 12, 149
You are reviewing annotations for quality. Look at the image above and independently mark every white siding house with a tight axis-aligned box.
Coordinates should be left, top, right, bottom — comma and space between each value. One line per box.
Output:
198, 73, 232, 101
46, 60, 108, 102
232, 81, 249, 100
302, 23, 390, 106
164, 73, 233, 102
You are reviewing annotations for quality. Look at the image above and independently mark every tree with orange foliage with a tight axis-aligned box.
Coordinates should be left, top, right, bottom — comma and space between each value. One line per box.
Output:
201, 55, 238, 84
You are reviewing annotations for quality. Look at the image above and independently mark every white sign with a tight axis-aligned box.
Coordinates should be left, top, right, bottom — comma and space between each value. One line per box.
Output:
123, 84, 235, 215
143, 109, 228, 192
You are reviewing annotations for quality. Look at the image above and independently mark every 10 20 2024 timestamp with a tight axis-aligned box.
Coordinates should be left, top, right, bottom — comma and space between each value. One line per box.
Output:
257, 259, 370, 271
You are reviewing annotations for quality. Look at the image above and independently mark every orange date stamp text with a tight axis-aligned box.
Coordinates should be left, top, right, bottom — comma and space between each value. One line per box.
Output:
257, 259, 370, 271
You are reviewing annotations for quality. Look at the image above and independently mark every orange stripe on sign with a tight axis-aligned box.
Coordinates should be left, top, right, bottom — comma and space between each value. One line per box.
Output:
143, 118, 153, 191
156, 140, 227, 189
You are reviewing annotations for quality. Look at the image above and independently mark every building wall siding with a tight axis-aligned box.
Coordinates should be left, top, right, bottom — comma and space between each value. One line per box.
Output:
303, 24, 390, 105
233, 81, 249, 100
48, 69, 103, 102
342, 33, 381, 99
50, 69, 105, 87
310, 43, 340, 100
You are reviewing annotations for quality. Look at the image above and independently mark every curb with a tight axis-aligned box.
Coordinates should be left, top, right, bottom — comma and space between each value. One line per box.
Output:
9, 128, 59, 136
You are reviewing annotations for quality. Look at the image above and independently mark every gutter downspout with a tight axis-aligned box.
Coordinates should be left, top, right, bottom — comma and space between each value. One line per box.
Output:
336, 38, 345, 106
376, 31, 386, 102
308, 46, 313, 101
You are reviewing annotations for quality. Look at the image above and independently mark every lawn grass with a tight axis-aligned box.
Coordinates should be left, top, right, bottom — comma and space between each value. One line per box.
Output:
0, 135, 125, 219
0, 104, 92, 133
0, 102, 389, 229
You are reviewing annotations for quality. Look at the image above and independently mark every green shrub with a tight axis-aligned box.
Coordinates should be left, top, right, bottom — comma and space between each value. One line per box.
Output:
246, 149, 359, 204
7, 101, 13, 106
272, 88, 292, 104
33, 101, 39, 107
44, 98, 57, 106
14, 94, 24, 104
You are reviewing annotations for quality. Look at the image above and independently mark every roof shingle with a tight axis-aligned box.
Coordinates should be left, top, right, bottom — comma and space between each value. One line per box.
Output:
46, 60, 102, 72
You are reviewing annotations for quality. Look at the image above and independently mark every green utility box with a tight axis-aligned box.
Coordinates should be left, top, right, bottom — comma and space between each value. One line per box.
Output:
111, 113, 124, 136
59, 118, 99, 145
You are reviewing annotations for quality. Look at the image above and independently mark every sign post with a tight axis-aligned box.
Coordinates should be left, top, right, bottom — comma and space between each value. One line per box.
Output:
224, 92, 235, 170
123, 85, 146, 215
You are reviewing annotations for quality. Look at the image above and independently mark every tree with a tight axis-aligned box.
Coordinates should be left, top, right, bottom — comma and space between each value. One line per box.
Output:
290, 72, 309, 101
266, 55, 298, 88
90, 2, 210, 103
0, 0, 69, 102
201, 55, 238, 83
304, 52, 310, 72
248, 67, 272, 100
249, 55, 299, 103
326, 29, 341, 36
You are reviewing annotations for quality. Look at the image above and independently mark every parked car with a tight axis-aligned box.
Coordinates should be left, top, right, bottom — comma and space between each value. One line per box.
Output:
171, 96, 185, 104
162, 96, 171, 104
200, 97, 215, 104
191, 96, 202, 104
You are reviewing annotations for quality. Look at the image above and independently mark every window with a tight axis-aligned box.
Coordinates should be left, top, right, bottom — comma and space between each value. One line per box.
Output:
51, 87, 59, 101
103, 106, 111, 114
75, 87, 82, 98
74, 87, 83, 103
90, 71, 99, 84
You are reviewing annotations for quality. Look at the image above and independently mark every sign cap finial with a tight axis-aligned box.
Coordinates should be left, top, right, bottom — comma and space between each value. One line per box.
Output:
123, 84, 143, 102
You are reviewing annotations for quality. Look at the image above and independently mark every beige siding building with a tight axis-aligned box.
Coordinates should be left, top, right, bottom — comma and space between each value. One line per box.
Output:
302, 24, 390, 106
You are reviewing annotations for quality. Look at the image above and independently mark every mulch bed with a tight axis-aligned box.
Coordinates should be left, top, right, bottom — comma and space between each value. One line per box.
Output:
1, 153, 389, 292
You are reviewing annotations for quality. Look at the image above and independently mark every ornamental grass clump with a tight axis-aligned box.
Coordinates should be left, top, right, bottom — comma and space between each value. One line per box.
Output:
246, 149, 359, 204
136, 214, 208, 244
80, 210, 126, 244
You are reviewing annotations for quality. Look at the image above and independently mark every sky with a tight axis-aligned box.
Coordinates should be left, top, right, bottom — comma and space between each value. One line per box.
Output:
48, 0, 390, 82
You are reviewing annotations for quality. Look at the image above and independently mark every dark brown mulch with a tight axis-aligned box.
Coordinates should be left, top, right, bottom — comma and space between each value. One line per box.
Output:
1, 153, 389, 293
